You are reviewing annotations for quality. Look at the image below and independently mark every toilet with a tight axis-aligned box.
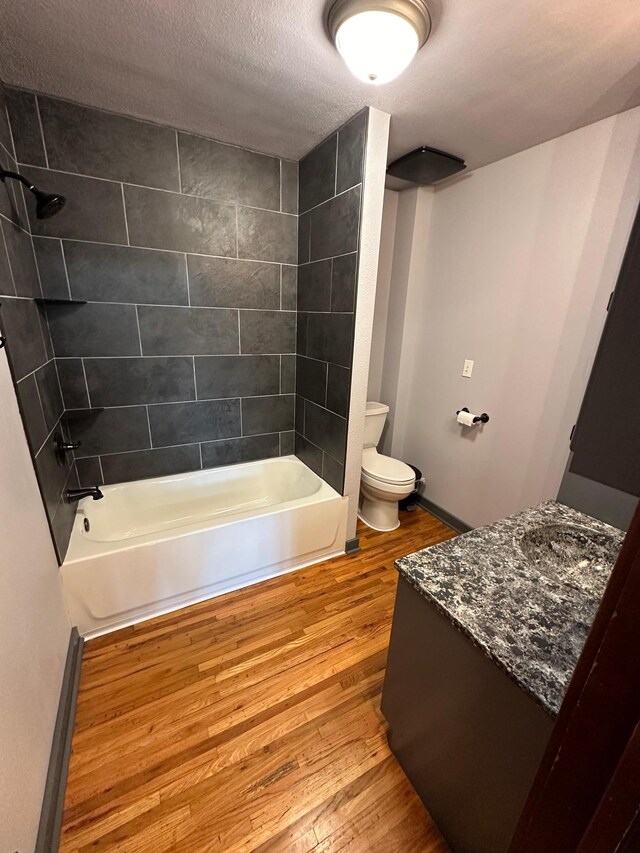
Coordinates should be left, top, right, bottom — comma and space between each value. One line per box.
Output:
358, 402, 417, 532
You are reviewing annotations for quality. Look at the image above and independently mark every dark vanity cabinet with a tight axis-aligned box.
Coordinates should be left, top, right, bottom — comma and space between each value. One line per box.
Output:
570, 200, 640, 496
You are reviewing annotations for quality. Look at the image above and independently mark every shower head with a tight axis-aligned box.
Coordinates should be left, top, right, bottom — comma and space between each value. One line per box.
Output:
0, 167, 66, 219
32, 188, 66, 219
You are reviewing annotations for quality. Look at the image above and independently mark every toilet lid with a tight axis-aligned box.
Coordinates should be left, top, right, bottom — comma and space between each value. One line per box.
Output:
362, 453, 415, 486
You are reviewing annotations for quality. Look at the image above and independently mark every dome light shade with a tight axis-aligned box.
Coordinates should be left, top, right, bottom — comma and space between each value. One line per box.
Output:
328, 0, 431, 85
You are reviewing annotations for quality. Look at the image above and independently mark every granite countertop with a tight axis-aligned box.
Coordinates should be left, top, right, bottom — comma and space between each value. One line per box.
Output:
395, 500, 625, 716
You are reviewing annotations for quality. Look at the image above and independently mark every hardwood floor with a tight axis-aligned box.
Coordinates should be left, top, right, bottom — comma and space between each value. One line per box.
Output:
60, 509, 456, 852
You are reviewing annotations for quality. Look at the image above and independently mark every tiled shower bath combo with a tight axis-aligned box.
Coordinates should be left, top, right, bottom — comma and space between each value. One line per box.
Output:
0, 83, 367, 563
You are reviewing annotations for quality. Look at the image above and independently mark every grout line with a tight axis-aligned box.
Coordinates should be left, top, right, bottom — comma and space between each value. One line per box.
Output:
134, 305, 143, 355
329, 257, 334, 313
145, 405, 153, 447
239, 397, 243, 438
55, 351, 296, 360
0, 222, 17, 296
80, 358, 92, 407
12, 160, 299, 217
237, 309, 242, 355
175, 130, 182, 193
299, 179, 361, 217
28, 232, 45, 299
279, 354, 282, 394
334, 133, 338, 197
279, 160, 282, 213
59, 239, 73, 300
279, 431, 281, 456
279, 264, 283, 310
64, 391, 295, 411
34, 95, 50, 168
184, 254, 190, 306
74, 430, 284, 460
31, 366, 49, 436
98, 456, 105, 484
235, 206, 239, 259
11, 231, 294, 265
198, 442, 203, 470
120, 183, 131, 246
192, 356, 198, 400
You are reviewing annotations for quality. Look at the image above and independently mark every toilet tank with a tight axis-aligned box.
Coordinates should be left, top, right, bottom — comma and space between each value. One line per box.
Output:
364, 402, 389, 448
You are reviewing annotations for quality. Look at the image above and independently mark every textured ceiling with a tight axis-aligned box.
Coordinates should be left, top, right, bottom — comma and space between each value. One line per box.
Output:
1, 0, 639, 169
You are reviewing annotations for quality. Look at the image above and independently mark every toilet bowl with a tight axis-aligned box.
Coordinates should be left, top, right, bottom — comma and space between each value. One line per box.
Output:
358, 402, 417, 532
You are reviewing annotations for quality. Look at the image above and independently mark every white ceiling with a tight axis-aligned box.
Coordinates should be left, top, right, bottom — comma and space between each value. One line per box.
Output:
1, 0, 639, 171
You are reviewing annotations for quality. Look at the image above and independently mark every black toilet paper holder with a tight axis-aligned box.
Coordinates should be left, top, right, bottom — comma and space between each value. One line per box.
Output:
457, 407, 490, 424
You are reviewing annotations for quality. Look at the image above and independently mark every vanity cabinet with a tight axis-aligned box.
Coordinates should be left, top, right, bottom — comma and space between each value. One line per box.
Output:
381, 577, 553, 853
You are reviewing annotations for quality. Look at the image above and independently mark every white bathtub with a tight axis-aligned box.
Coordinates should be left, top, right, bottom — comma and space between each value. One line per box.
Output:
61, 456, 347, 637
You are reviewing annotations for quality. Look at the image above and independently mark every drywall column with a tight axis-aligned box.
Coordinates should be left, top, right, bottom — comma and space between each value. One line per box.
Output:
344, 107, 390, 541
0, 348, 71, 853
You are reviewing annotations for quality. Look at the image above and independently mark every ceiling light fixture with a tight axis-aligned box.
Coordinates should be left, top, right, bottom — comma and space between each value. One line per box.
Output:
327, 0, 431, 85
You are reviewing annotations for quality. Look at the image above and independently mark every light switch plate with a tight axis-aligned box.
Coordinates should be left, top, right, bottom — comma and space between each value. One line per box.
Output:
462, 359, 474, 378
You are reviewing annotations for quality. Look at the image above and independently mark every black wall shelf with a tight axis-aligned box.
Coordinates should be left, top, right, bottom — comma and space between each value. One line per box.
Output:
62, 408, 104, 422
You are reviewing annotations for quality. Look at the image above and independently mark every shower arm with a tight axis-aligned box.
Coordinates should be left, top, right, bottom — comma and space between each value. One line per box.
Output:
0, 167, 38, 192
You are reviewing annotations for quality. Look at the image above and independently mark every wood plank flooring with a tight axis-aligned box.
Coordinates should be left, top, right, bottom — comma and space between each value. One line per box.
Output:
60, 509, 456, 852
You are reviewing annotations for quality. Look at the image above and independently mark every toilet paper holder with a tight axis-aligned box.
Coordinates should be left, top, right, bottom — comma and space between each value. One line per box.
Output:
456, 407, 490, 424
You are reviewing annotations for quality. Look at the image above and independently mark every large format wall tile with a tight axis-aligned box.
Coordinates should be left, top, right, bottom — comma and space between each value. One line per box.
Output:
297, 259, 332, 312
337, 111, 366, 194
47, 302, 141, 357
100, 444, 201, 485
299, 135, 337, 214
306, 312, 354, 367
201, 433, 279, 468
33, 237, 70, 299
294, 432, 322, 476
296, 355, 327, 407
64, 241, 188, 305
281, 265, 297, 310
70, 406, 151, 456
179, 133, 280, 210
241, 394, 294, 435
240, 310, 295, 354
124, 185, 236, 256
237, 207, 297, 264
56, 358, 90, 409
16, 373, 48, 451
138, 305, 239, 356
39, 96, 180, 190
281, 354, 295, 393
24, 167, 129, 243
281, 161, 298, 215
148, 399, 241, 447
2, 220, 41, 297
5, 89, 46, 166
35, 359, 64, 432
188, 255, 280, 309
330, 252, 357, 312
326, 364, 350, 417
310, 186, 361, 261
304, 400, 347, 462
195, 355, 279, 399
0, 297, 48, 379
84, 356, 195, 406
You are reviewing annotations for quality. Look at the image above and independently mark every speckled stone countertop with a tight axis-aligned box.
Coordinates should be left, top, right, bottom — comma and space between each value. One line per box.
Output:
396, 501, 625, 716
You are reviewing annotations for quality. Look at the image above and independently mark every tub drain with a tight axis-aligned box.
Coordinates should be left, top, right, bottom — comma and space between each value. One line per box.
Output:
84, 518, 91, 532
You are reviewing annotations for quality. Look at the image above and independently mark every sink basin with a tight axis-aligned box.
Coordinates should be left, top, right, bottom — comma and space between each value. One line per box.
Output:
519, 522, 619, 594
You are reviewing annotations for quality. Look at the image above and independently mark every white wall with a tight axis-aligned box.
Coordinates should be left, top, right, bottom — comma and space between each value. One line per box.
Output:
0, 350, 71, 852
374, 106, 640, 528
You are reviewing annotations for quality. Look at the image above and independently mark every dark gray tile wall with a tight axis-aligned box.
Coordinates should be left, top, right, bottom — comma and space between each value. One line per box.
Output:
295, 110, 367, 494
5, 86, 300, 540
0, 82, 74, 562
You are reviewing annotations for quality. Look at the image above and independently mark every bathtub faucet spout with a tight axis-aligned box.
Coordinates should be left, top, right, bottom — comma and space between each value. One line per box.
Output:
66, 486, 104, 503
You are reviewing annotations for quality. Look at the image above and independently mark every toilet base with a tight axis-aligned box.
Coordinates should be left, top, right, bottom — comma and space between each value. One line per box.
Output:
358, 495, 400, 532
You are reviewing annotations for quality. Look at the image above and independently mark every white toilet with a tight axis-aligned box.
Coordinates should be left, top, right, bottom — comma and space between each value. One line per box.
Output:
358, 402, 416, 532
